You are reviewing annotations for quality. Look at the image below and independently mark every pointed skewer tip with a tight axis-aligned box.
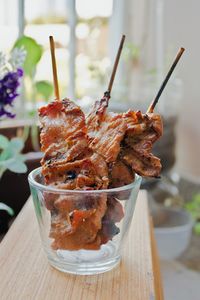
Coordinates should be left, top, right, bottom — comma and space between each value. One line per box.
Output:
49, 35, 60, 100
106, 34, 126, 95
147, 46, 185, 114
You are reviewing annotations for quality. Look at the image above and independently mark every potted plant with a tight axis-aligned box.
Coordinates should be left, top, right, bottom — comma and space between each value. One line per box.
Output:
0, 37, 54, 234
0, 54, 28, 234
0, 48, 39, 236
1, 35, 53, 153
0, 134, 27, 233
150, 175, 200, 260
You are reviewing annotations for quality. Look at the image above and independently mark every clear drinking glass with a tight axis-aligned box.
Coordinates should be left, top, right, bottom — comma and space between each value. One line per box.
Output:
28, 167, 141, 275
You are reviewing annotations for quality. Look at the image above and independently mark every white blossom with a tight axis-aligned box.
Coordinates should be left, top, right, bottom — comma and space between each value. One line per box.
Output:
9, 47, 27, 69
0, 52, 8, 79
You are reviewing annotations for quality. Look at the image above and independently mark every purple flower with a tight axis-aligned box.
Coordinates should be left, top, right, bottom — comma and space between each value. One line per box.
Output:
0, 68, 23, 118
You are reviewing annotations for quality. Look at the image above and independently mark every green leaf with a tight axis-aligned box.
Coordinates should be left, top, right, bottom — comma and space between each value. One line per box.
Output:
13, 36, 43, 77
0, 135, 9, 150
0, 203, 14, 216
35, 80, 53, 101
21, 126, 30, 143
194, 222, 200, 235
0, 149, 10, 161
16, 153, 26, 162
193, 194, 200, 204
10, 137, 24, 153
6, 160, 27, 173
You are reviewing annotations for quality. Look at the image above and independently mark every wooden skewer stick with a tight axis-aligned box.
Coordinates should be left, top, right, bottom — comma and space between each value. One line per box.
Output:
105, 34, 126, 96
49, 36, 60, 100
147, 47, 185, 113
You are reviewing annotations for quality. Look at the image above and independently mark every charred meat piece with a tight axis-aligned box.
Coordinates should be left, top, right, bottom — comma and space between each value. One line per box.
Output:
98, 197, 124, 244
39, 96, 163, 251
86, 93, 109, 132
87, 102, 163, 180
43, 154, 108, 190
39, 99, 88, 184
50, 194, 107, 250
89, 112, 126, 163
39, 98, 110, 250
103, 197, 124, 223
124, 110, 163, 144
39, 99, 109, 190
87, 94, 127, 163
121, 110, 163, 178
48, 154, 109, 250
109, 160, 135, 188
122, 148, 161, 177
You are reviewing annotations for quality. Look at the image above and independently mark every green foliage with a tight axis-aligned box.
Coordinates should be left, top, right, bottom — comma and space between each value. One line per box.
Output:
184, 194, 200, 219
0, 135, 9, 149
184, 194, 200, 235
0, 134, 27, 178
0, 135, 27, 217
35, 80, 53, 101
194, 222, 200, 235
0, 202, 14, 216
13, 36, 42, 77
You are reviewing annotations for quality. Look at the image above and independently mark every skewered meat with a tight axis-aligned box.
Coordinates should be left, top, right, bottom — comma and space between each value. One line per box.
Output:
50, 194, 107, 250
39, 99, 109, 190
39, 99, 110, 250
109, 160, 134, 188
88, 112, 127, 163
121, 148, 161, 178
46, 154, 109, 250
43, 154, 108, 190
87, 99, 163, 184
39, 95, 163, 252
39, 99, 88, 184
86, 93, 109, 131
86, 97, 163, 247
87, 94, 127, 163
121, 110, 163, 178
99, 196, 124, 244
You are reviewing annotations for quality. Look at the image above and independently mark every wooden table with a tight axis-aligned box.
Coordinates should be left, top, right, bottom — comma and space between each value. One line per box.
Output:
0, 191, 163, 300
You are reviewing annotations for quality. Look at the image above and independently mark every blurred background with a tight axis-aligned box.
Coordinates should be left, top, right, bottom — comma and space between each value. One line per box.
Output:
0, 1, 199, 298
0, 0, 199, 177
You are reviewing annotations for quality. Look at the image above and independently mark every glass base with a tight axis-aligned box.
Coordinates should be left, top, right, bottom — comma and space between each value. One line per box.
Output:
47, 242, 121, 275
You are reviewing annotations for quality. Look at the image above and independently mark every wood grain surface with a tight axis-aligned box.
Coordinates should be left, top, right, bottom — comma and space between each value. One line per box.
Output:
150, 218, 164, 300
0, 191, 162, 300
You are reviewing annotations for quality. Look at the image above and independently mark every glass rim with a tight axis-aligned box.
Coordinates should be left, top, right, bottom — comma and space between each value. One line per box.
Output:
28, 167, 142, 194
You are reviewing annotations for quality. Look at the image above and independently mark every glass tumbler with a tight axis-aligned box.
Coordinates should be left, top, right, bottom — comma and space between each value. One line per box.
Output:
28, 167, 141, 275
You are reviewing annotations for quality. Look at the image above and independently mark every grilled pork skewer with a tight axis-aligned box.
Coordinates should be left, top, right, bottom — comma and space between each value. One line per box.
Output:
39, 37, 111, 250
87, 106, 163, 184
87, 35, 126, 162
39, 35, 184, 251
87, 48, 185, 185
39, 99, 110, 250
87, 35, 132, 185
86, 36, 163, 246
120, 111, 163, 178
116, 48, 185, 180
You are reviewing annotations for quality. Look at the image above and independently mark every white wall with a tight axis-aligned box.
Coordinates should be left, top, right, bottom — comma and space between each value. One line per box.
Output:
120, 0, 200, 177
163, 0, 200, 178
164, 0, 199, 128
